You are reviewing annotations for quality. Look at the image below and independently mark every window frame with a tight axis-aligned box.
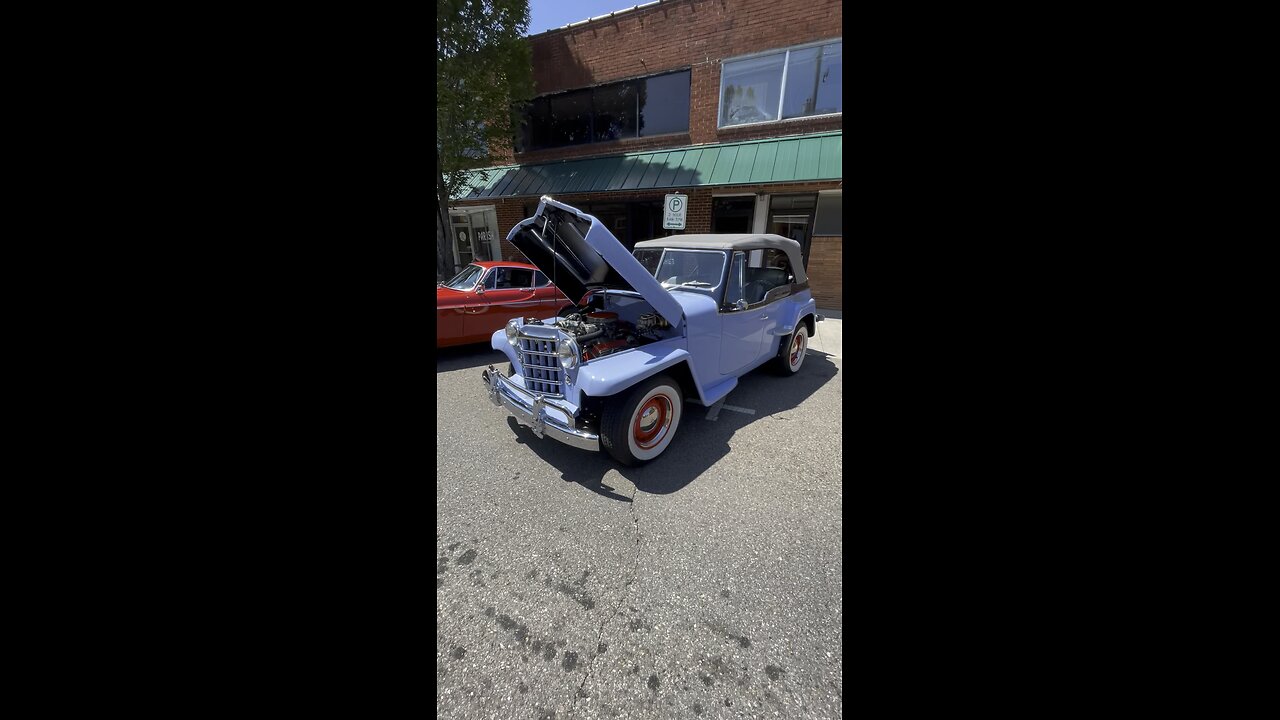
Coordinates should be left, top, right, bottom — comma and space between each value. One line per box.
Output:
717, 38, 842, 130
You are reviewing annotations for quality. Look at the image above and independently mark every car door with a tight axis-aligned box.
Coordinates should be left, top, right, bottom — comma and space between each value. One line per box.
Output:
438, 267, 483, 346
438, 300, 467, 345
719, 252, 772, 375
466, 266, 540, 340
749, 256, 797, 360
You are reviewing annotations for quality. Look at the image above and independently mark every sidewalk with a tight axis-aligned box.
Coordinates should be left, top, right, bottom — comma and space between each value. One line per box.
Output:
809, 308, 842, 359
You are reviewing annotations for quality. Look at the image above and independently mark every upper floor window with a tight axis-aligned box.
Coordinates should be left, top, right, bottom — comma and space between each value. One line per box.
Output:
719, 40, 842, 128
519, 70, 691, 153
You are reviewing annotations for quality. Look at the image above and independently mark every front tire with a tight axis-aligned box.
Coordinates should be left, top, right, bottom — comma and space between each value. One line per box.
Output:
600, 374, 683, 465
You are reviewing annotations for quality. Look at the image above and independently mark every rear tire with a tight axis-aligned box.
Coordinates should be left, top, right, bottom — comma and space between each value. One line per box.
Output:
599, 374, 683, 466
771, 325, 809, 375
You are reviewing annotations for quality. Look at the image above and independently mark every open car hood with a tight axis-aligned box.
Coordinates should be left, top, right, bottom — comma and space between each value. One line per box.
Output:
506, 197, 685, 328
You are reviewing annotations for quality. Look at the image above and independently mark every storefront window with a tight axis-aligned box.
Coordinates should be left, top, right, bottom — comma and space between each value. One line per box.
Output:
767, 194, 816, 267
713, 197, 756, 233
590, 203, 630, 241
449, 207, 500, 272
814, 193, 842, 235
511, 201, 674, 250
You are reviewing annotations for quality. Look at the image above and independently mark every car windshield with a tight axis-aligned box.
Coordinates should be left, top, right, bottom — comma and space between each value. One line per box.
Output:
442, 264, 484, 290
633, 248, 727, 295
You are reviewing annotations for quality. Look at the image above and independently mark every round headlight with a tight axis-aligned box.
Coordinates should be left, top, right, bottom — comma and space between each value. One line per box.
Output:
558, 338, 579, 370
505, 319, 519, 346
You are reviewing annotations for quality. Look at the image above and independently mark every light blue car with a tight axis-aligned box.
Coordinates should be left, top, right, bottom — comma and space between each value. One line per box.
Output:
482, 196, 821, 465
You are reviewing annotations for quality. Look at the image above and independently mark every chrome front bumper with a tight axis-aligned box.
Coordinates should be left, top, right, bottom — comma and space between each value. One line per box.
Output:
482, 365, 599, 452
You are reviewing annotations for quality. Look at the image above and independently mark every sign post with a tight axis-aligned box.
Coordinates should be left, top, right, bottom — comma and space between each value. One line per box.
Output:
663, 194, 687, 231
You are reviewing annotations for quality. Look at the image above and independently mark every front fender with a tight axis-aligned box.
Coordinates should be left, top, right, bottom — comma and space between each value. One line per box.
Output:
572, 339, 692, 400
491, 329, 518, 365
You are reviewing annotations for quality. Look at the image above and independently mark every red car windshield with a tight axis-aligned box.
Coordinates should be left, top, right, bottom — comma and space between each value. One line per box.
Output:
442, 264, 484, 290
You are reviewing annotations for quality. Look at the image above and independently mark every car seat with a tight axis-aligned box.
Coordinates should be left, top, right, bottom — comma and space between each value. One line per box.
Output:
744, 268, 788, 303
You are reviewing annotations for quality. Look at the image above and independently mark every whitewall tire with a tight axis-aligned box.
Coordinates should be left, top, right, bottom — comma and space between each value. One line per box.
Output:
600, 374, 683, 465
772, 325, 809, 375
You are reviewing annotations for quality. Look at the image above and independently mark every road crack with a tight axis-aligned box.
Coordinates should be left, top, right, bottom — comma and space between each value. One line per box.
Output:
570, 483, 644, 715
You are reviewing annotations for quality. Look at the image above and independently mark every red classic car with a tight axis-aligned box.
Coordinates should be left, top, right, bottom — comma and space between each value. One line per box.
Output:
437, 261, 574, 347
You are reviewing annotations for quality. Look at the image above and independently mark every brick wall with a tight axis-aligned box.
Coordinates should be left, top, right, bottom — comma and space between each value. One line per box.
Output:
489, 0, 843, 165
807, 235, 842, 310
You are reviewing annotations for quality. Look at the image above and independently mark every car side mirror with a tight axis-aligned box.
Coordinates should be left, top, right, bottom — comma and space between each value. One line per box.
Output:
475, 286, 485, 295
733, 299, 748, 311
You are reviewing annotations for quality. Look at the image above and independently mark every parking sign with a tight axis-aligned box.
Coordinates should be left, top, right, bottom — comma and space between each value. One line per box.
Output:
663, 194, 687, 230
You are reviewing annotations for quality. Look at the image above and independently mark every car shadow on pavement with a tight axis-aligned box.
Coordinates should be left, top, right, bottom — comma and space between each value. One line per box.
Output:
436, 344, 507, 374
502, 352, 841, 499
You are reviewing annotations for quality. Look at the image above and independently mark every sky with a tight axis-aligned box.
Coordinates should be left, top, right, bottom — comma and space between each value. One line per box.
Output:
526, 0, 644, 35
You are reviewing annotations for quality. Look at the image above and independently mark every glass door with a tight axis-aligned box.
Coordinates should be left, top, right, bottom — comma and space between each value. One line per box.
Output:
449, 207, 500, 270
451, 218, 474, 275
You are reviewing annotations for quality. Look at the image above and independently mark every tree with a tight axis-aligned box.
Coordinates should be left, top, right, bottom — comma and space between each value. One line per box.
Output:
437, 0, 535, 280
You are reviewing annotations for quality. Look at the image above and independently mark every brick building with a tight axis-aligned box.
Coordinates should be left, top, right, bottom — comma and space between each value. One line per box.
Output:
447, 0, 843, 309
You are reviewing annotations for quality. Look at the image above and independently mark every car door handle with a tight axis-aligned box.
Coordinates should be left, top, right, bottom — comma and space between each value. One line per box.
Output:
760, 316, 769, 320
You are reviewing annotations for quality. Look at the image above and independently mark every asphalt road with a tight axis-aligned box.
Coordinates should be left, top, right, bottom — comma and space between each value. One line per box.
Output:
437, 320, 843, 719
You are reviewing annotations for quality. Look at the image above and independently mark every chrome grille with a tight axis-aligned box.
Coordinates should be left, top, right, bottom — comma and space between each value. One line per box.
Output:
518, 335, 564, 397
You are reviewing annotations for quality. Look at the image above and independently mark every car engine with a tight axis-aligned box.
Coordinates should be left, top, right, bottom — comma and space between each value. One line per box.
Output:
522, 309, 670, 361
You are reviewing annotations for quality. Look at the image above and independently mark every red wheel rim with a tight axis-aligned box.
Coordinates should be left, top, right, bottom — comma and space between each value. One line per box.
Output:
632, 395, 672, 449
790, 332, 806, 367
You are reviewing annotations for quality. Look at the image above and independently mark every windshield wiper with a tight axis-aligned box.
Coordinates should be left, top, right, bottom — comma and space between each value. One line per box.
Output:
661, 280, 713, 289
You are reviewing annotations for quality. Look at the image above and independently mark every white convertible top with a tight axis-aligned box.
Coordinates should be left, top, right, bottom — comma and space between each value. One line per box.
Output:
633, 234, 807, 284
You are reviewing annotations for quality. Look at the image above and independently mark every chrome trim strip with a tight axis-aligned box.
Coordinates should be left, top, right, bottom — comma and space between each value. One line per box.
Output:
482, 366, 597, 452
515, 324, 562, 339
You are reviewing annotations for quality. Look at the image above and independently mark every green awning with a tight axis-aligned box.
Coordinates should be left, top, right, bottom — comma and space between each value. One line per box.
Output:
451, 130, 841, 201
